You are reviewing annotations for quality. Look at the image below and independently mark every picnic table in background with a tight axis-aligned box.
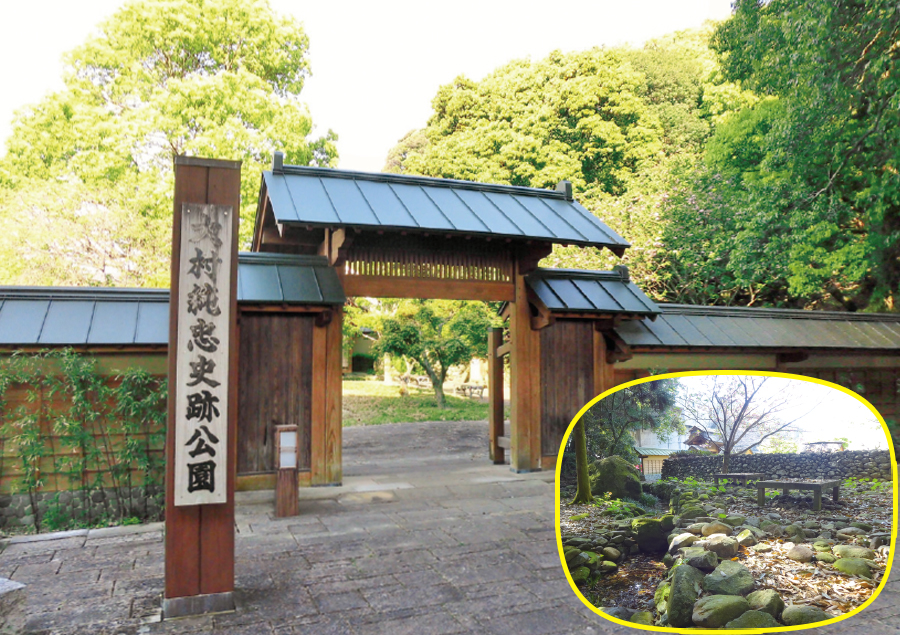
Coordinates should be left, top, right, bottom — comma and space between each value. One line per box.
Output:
713, 472, 766, 487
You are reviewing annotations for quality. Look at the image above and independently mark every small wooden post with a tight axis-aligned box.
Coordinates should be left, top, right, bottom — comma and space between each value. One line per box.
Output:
488, 327, 505, 464
274, 425, 300, 517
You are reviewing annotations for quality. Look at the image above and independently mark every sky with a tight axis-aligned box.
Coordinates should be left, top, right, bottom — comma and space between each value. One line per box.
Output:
0, 0, 733, 172
676, 375, 889, 451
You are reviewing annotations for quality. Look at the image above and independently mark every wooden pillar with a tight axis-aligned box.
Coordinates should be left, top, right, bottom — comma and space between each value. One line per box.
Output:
488, 327, 505, 464
509, 258, 541, 472
310, 322, 328, 485
592, 328, 616, 397
324, 307, 343, 484
165, 156, 240, 618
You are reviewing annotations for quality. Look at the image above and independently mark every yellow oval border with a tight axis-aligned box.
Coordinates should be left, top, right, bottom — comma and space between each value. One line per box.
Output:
554, 370, 898, 633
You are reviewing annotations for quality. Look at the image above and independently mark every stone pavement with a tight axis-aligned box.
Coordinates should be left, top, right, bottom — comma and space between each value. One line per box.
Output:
0, 420, 896, 634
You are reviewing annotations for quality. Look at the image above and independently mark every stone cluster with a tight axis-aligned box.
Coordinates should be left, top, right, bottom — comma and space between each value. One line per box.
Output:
573, 482, 889, 628
0, 486, 163, 530
661, 450, 891, 481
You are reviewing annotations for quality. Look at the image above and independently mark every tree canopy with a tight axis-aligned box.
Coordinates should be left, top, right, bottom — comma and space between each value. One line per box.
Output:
678, 376, 809, 471
578, 378, 682, 463
0, 0, 336, 287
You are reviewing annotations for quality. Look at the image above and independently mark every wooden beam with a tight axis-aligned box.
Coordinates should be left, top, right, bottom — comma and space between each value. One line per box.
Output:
527, 287, 555, 330
329, 228, 353, 267
516, 244, 553, 275
509, 256, 542, 472
604, 331, 633, 363
496, 342, 511, 358
488, 327, 505, 465
342, 276, 515, 301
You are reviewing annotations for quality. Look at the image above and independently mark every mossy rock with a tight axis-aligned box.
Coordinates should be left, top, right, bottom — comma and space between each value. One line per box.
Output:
590, 456, 642, 500
630, 611, 654, 625
570, 566, 591, 583
725, 609, 781, 629
655, 580, 671, 611
667, 565, 705, 627
570, 513, 589, 521
692, 595, 751, 628
632, 517, 668, 553
833, 545, 876, 560
660, 514, 676, 532
816, 553, 837, 563
747, 589, 784, 619
680, 505, 706, 520
782, 605, 829, 626
833, 557, 873, 579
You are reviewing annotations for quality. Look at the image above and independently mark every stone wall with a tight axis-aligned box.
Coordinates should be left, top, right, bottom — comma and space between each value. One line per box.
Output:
0, 486, 163, 531
660, 450, 892, 481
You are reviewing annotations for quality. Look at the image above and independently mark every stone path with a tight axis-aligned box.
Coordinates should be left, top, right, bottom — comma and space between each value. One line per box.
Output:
0, 420, 896, 634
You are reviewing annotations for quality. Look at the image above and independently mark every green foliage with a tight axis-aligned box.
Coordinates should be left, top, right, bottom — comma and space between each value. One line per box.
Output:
579, 379, 682, 461
371, 300, 493, 407
690, 0, 900, 310
0, 0, 337, 286
0, 350, 166, 531
760, 435, 800, 454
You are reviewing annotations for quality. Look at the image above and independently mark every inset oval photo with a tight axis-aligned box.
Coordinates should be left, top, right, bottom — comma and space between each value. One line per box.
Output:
556, 372, 897, 632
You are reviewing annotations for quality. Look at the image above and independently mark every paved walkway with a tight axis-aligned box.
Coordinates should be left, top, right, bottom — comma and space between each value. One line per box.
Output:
0, 421, 896, 634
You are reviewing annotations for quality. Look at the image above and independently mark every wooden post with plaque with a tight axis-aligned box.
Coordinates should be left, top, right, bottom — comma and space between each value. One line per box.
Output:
164, 156, 240, 619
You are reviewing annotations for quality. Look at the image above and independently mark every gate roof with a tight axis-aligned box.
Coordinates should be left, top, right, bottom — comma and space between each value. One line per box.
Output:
260, 161, 629, 251
526, 267, 660, 317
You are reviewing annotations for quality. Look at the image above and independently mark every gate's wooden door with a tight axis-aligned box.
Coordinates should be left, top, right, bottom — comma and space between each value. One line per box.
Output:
237, 312, 314, 474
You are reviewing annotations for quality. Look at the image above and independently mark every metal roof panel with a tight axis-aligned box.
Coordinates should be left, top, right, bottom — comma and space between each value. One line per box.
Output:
570, 279, 622, 312
88, 301, 139, 345
452, 189, 524, 236
39, 301, 95, 345
388, 183, 456, 230
658, 314, 713, 346
615, 320, 664, 346
320, 178, 381, 225
313, 266, 347, 304
544, 278, 595, 310
277, 265, 322, 303
283, 175, 341, 224
355, 180, 419, 227
640, 315, 690, 346
237, 263, 283, 303
419, 187, 490, 234
134, 302, 169, 344
263, 170, 301, 223
482, 191, 556, 238
0, 300, 50, 344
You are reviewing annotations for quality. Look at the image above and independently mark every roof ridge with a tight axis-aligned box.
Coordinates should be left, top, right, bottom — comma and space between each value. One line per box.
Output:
272, 166, 567, 199
0, 287, 170, 302
238, 252, 331, 267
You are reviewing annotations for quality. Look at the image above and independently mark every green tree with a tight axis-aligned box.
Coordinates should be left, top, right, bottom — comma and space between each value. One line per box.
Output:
372, 300, 493, 407
581, 379, 682, 462
0, 0, 336, 286
386, 29, 753, 304
698, 0, 900, 311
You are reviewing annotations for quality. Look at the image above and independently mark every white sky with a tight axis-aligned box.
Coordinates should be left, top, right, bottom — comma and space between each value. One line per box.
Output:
0, 0, 733, 172
677, 375, 889, 451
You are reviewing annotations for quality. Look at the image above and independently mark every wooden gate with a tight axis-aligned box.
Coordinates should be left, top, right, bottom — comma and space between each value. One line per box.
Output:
238, 312, 314, 476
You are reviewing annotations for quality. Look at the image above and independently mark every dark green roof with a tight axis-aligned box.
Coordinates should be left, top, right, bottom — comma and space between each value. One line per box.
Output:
617, 304, 900, 350
262, 160, 630, 251
526, 267, 660, 317
0, 253, 344, 346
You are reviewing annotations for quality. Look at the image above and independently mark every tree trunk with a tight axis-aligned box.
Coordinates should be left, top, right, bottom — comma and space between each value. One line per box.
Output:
571, 420, 593, 504
418, 357, 446, 408
722, 450, 730, 473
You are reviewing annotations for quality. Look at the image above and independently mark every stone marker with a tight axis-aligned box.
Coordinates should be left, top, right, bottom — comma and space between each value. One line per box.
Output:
0, 578, 25, 635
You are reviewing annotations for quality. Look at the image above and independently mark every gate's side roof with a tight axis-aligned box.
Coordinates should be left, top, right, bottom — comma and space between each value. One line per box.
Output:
616, 304, 900, 350
261, 163, 630, 251
526, 268, 660, 318
0, 254, 344, 346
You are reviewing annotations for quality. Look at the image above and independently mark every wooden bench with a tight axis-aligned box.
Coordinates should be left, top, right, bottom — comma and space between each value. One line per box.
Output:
756, 479, 840, 511
713, 472, 766, 487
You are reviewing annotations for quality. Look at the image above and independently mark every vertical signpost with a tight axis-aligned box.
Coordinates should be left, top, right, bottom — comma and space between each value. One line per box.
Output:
164, 157, 240, 619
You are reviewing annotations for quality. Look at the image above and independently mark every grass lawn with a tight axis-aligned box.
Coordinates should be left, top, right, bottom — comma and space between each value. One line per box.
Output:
342, 377, 503, 426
